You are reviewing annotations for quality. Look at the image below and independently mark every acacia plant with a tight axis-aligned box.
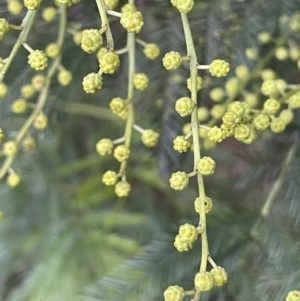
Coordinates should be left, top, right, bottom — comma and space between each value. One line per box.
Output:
0, 0, 300, 300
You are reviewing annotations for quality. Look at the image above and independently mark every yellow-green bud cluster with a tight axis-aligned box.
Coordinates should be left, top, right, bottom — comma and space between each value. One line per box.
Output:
102, 170, 118, 186
24, 0, 42, 10
173, 135, 190, 153
133, 73, 149, 90
96, 138, 113, 156
169, 171, 189, 190
174, 223, 198, 252
194, 196, 213, 214
175, 97, 194, 117
82, 73, 102, 93
99, 52, 120, 74
163, 285, 185, 301
115, 181, 131, 197
0, 19, 9, 39
173, 0, 194, 14
120, 11, 144, 33
198, 156, 216, 175
28, 50, 48, 71
141, 129, 160, 147
209, 59, 230, 77
187, 76, 202, 92
286, 290, 300, 301
143, 43, 160, 60
11, 99, 27, 114
81, 29, 103, 53
113, 144, 130, 162
162, 51, 182, 70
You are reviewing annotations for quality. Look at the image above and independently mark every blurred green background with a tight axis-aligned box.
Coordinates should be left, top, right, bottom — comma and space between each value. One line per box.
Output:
1, 0, 300, 300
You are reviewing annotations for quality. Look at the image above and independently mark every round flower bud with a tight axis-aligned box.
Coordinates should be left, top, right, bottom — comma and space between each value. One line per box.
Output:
115, 181, 131, 197
116, 108, 129, 120
286, 290, 300, 301
96, 138, 113, 156
252, 113, 270, 131
7, 1, 23, 15
194, 272, 214, 292
178, 223, 198, 243
270, 118, 286, 133
11, 99, 27, 114
234, 124, 251, 142
7, 173, 21, 187
245, 47, 258, 60
174, 0, 194, 14
175, 97, 194, 117
133, 73, 149, 90
279, 109, 294, 125
114, 144, 130, 162
0, 211, 3, 221
227, 101, 246, 117
28, 50, 48, 71
82, 73, 102, 93
194, 196, 213, 214
99, 52, 120, 74
288, 92, 300, 109
182, 123, 191, 136
289, 47, 300, 61
3, 141, 18, 156
174, 234, 193, 252
42, 7, 57, 22
210, 266, 228, 287
275, 79, 287, 94
209, 59, 230, 77
244, 93, 258, 108
31, 74, 46, 91
163, 285, 185, 301
221, 124, 234, 139
261, 79, 278, 97
22, 136, 36, 151
209, 87, 225, 102
110, 97, 125, 114
261, 69, 277, 81
257, 31, 271, 44
0, 83, 7, 97
225, 77, 239, 97
197, 107, 209, 122
173, 135, 190, 153
97, 47, 108, 60
104, 0, 119, 9
143, 43, 160, 60
0, 19, 9, 37
120, 11, 144, 33
275, 47, 289, 61
162, 51, 182, 70
222, 111, 239, 127
34, 112, 48, 130
235, 65, 249, 80
24, 0, 42, 10
141, 129, 160, 147
73, 32, 82, 45
121, 3, 137, 13
187, 76, 202, 92
207, 126, 223, 143
169, 171, 189, 190
243, 127, 257, 144
263, 98, 280, 115
211, 104, 226, 119
21, 84, 35, 98
45, 43, 60, 58
57, 69, 73, 86
81, 29, 103, 53
198, 156, 216, 176
102, 170, 118, 186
